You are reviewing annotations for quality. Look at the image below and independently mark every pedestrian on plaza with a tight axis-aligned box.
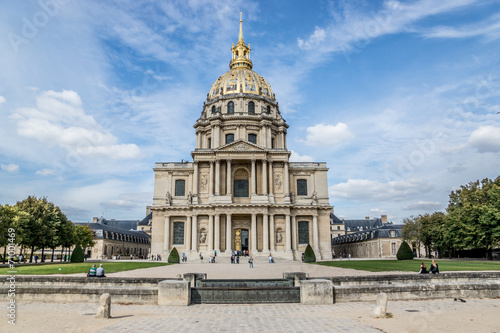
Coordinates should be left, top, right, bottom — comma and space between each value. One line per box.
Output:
35, 255, 39, 263
419, 261, 428, 274
87, 264, 97, 277
236, 256, 240, 264
248, 256, 254, 268
96, 264, 106, 278
430, 260, 439, 274
231, 255, 234, 264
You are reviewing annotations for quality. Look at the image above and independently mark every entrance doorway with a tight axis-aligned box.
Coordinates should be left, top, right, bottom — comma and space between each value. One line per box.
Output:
234, 228, 249, 252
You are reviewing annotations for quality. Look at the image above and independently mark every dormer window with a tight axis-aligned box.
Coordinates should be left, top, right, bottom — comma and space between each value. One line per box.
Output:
266, 105, 271, 114
227, 101, 234, 114
211, 105, 216, 114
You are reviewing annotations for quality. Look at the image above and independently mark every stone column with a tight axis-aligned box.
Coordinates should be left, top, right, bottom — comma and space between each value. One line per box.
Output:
164, 215, 170, 252
291, 215, 297, 251
284, 162, 289, 196
251, 159, 256, 195
193, 162, 198, 196
267, 126, 272, 148
214, 214, 220, 253
251, 213, 257, 253
185, 216, 191, 251
285, 214, 291, 251
262, 125, 267, 147
313, 215, 319, 252
242, 125, 246, 140
225, 214, 232, 252
167, 172, 172, 196
215, 159, 220, 196
191, 215, 197, 252
208, 214, 214, 251
226, 159, 232, 196
268, 161, 273, 196
262, 160, 267, 195
209, 161, 214, 196
263, 213, 269, 252
270, 214, 275, 251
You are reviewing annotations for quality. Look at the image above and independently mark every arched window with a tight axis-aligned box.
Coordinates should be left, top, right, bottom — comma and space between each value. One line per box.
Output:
248, 101, 255, 114
266, 105, 271, 114
226, 134, 234, 144
175, 179, 185, 196
233, 169, 249, 197
211, 105, 216, 114
227, 101, 234, 114
248, 134, 257, 144
297, 179, 307, 196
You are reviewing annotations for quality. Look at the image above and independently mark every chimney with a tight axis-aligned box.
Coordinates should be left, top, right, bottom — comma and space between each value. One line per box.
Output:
365, 216, 370, 220
382, 215, 388, 223
93, 217, 98, 223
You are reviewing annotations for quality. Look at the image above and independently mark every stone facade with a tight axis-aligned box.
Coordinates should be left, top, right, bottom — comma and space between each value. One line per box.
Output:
149, 18, 333, 261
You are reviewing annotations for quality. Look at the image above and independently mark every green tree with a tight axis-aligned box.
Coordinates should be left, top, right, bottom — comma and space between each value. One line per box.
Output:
446, 176, 500, 260
74, 224, 95, 254
0, 205, 29, 264
304, 244, 316, 263
168, 247, 180, 263
396, 241, 414, 260
401, 216, 421, 257
419, 212, 447, 258
71, 245, 84, 262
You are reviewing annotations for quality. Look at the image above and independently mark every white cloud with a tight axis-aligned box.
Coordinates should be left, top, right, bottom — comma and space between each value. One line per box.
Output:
422, 14, 500, 40
468, 126, 500, 152
0, 96, 5, 105
330, 178, 433, 202
1, 164, 19, 173
35, 168, 56, 176
369, 208, 387, 215
289, 150, 313, 162
302, 123, 354, 146
11, 90, 141, 160
403, 201, 442, 211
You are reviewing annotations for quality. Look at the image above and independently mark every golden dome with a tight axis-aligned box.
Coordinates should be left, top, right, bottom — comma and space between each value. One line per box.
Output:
207, 14, 274, 102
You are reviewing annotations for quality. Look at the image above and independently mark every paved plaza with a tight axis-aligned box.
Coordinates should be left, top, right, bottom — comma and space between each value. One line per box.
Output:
2, 259, 499, 332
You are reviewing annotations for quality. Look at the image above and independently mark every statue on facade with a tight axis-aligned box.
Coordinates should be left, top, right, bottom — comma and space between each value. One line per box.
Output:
187, 191, 192, 204
200, 230, 207, 244
290, 191, 295, 204
165, 191, 172, 206
276, 229, 283, 244
274, 174, 282, 191
311, 191, 318, 205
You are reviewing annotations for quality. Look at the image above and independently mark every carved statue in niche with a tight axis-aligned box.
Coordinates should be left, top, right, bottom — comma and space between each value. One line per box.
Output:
165, 191, 172, 206
274, 174, 282, 192
199, 229, 207, 244
290, 191, 295, 204
276, 228, 283, 244
187, 191, 192, 203
200, 174, 208, 192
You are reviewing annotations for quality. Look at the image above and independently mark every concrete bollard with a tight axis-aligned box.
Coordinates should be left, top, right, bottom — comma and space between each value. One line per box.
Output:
300, 279, 333, 305
372, 292, 388, 318
158, 280, 191, 306
95, 293, 111, 318
182, 273, 207, 288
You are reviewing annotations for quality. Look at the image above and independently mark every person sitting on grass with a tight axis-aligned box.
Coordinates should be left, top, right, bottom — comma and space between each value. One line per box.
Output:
419, 261, 428, 274
87, 264, 97, 277
430, 260, 439, 274
96, 264, 106, 278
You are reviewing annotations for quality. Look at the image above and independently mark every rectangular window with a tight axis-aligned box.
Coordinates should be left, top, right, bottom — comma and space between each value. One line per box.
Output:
391, 243, 396, 255
226, 134, 234, 144
248, 134, 257, 144
297, 179, 307, 196
298, 221, 309, 244
234, 179, 249, 197
175, 179, 185, 196
173, 222, 184, 245
208, 138, 211, 149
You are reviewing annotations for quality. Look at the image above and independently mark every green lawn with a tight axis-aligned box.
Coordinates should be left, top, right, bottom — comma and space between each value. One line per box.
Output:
313, 259, 500, 272
0, 262, 171, 275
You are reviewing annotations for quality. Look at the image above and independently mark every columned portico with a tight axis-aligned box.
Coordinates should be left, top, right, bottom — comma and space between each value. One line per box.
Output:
226, 214, 232, 252
251, 213, 257, 252
191, 215, 197, 252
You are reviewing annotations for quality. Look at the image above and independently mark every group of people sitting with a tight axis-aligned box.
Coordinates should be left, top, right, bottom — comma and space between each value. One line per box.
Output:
87, 264, 106, 277
419, 260, 439, 274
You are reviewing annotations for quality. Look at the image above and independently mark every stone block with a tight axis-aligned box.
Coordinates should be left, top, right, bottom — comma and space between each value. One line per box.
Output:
300, 279, 333, 305
158, 280, 191, 306
95, 293, 111, 318
183, 273, 207, 287
372, 292, 388, 318
283, 272, 307, 286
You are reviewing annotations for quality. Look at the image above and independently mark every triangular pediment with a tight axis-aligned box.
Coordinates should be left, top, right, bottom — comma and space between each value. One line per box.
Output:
217, 139, 265, 152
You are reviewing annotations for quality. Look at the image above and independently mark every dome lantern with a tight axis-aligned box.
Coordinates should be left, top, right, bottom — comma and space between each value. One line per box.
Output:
229, 13, 253, 70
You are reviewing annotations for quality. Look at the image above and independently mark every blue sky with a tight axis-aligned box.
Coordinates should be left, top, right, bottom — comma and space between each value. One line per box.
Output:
0, 0, 499, 223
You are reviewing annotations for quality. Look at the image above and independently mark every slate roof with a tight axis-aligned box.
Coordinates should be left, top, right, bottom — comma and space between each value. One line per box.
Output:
331, 224, 402, 245
74, 222, 150, 240
330, 212, 343, 224
138, 212, 152, 226
96, 217, 139, 231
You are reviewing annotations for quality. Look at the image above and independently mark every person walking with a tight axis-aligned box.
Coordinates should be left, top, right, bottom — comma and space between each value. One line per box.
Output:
248, 256, 254, 268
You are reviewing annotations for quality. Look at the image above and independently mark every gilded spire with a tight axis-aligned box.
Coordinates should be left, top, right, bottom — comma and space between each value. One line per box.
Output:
230, 13, 253, 70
